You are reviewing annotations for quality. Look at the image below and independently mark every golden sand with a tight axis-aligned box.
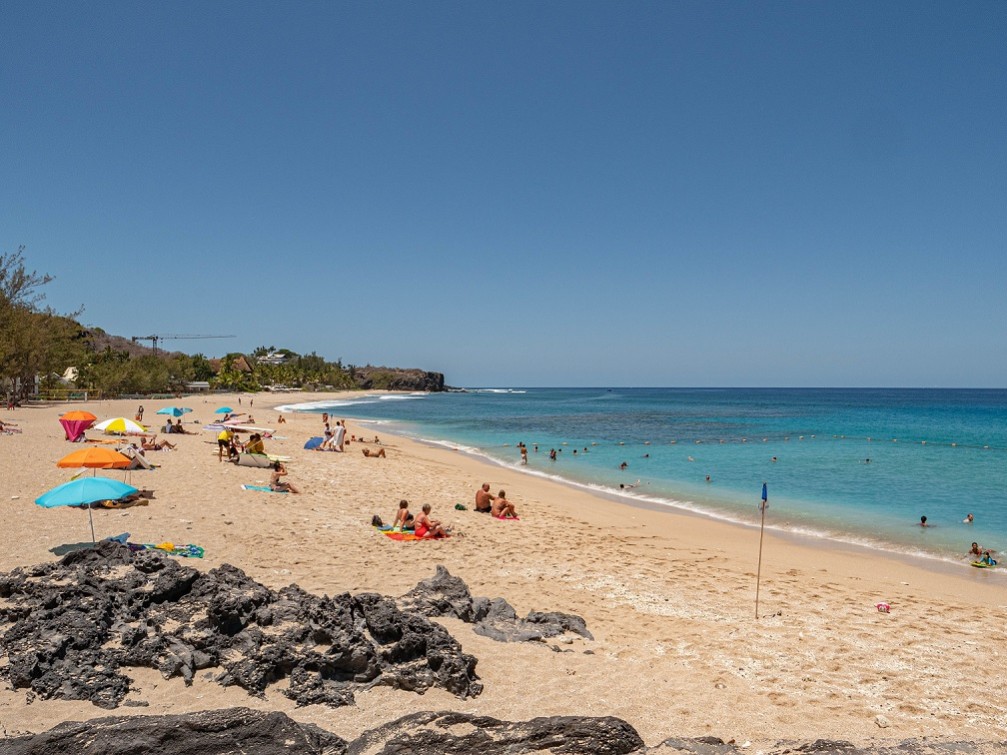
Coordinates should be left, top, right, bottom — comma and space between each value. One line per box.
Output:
1, 392, 1005, 746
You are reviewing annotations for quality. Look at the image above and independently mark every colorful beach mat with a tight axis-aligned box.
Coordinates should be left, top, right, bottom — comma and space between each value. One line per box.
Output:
127, 542, 205, 558
241, 484, 288, 493
374, 525, 449, 541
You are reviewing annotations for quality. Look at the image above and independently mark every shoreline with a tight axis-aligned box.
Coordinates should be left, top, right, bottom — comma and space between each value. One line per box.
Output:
276, 394, 1002, 582
2, 391, 1006, 746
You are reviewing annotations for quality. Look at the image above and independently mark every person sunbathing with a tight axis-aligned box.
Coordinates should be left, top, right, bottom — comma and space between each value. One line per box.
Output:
362, 447, 386, 458
414, 504, 447, 538
491, 490, 518, 518
141, 435, 176, 451
393, 499, 414, 531
270, 461, 300, 493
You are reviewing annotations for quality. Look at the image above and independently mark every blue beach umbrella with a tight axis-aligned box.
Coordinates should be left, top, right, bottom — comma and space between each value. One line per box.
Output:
36, 476, 138, 544
215, 407, 234, 414
156, 406, 192, 417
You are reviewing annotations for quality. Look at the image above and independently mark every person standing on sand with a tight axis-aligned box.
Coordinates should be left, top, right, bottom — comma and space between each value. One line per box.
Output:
333, 420, 346, 452
217, 427, 235, 462
136, 405, 144, 422
475, 483, 495, 513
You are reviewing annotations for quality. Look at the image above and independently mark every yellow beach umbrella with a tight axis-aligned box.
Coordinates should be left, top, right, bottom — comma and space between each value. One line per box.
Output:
94, 417, 147, 435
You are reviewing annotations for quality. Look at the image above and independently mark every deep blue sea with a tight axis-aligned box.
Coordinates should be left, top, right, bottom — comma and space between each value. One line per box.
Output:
279, 388, 1007, 566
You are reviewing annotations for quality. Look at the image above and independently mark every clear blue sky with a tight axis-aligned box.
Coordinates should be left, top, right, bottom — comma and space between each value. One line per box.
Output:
3, 2, 1005, 387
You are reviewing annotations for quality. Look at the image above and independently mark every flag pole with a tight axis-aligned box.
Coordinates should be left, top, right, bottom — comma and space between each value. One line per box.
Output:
755, 482, 767, 619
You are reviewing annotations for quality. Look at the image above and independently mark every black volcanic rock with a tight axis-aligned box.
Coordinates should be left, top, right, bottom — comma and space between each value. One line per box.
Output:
346, 710, 645, 755
352, 367, 445, 392
1, 707, 347, 755
1, 707, 1001, 754
0, 542, 481, 710
400, 566, 594, 643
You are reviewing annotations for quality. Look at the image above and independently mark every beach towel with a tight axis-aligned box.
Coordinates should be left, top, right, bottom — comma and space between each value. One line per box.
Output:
127, 541, 205, 558
374, 525, 441, 542
494, 515, 520, 521
103, 533, 204, 558
98, 497, 150, 509
241, 484, 288, 493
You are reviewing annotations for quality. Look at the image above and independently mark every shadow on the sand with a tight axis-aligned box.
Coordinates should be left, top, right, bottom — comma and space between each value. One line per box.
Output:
50, 542, 96, 556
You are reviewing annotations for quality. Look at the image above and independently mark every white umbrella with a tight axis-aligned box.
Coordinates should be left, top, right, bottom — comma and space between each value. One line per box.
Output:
94, 417, 147, 435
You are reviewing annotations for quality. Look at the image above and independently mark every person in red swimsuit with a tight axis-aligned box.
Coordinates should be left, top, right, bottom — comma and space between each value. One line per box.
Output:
413, 504, 447, 538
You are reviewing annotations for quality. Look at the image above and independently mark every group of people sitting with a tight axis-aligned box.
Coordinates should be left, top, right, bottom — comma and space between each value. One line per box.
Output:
390, 499, 448, 538
217, 427, 267, 461
474, 483, 518, 518
164, 419, 194, 434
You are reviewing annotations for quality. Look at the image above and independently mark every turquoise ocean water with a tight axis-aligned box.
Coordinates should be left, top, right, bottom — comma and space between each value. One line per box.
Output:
279, 388, 1007, 567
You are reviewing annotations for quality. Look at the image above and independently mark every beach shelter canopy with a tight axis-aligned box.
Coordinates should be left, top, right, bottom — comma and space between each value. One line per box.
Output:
57, 447, 132, 470
35, 476, 138, 543
59, 416, 95, 442
94, 417, 147, 435
156, 407, 192, 417
215, 407, 234, 414
304, 436, 323, 450
61, 410, 97, 422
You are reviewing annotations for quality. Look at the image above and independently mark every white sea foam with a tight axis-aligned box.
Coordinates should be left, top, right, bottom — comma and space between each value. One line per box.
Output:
410, 432, 989, 572
275, 394, 426, 413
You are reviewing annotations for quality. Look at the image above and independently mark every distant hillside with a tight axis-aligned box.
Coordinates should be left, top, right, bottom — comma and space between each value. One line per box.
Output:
85, 329, 185, 359
82, 328, 446, 393
352, 366, 445, 392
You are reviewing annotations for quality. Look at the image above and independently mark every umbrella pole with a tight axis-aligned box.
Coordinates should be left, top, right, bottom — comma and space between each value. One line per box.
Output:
755, 501, 766, 619
87, 505, 96, 544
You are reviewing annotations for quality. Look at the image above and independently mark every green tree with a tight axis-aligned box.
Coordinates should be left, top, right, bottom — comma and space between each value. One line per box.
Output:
0, 247, 85, 402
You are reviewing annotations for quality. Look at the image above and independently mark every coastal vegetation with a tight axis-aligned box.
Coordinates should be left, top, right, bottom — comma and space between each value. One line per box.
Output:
0, 248, 443, 401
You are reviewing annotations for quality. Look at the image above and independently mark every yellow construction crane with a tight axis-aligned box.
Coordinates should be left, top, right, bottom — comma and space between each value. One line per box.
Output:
130, 334, 236, 356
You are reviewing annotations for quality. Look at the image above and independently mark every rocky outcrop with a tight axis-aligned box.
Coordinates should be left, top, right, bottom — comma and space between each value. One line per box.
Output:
4, 709, 997, 755
0, 542, 481, 710
1, 708, 347, 755
346, 710, 645, 755
399, 565, 594, 643
351, 367, 445, 392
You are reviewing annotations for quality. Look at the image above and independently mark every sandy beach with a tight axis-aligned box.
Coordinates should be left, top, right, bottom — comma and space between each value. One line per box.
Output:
1, 392, 1005, 747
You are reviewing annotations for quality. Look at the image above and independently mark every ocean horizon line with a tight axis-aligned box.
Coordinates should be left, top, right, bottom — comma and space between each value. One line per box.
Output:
453, 385, 1007, 391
